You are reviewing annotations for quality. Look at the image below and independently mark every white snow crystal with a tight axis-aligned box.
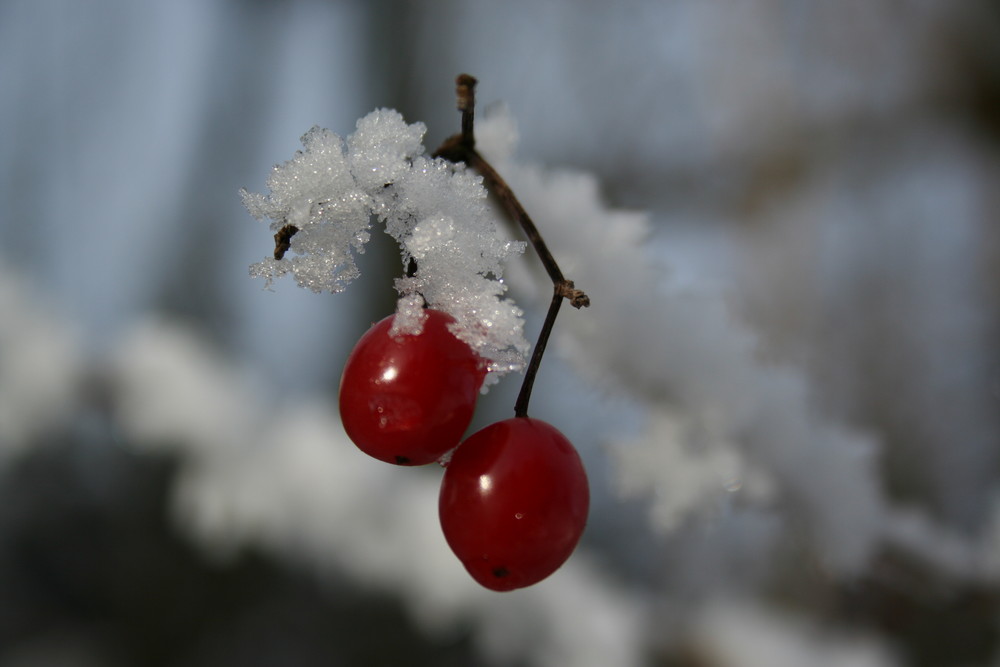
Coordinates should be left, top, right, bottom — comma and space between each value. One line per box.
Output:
389, 294, 428, 336
243, 125, 371, 293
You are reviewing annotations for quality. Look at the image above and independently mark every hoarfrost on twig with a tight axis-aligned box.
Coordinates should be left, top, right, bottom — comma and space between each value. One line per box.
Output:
242, 109, 528, 377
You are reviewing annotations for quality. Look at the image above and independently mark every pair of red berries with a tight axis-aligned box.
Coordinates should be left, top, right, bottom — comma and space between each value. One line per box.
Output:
339, 309, 589, 591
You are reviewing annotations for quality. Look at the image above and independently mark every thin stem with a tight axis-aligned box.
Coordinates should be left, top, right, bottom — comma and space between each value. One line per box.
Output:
434, 74, 590, 417
514, 287, 564, 418
456, 73, 477, 147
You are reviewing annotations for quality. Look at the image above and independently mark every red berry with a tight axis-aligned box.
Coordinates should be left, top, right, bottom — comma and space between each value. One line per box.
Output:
339, 309, 487, 465
439, 417, 589, 591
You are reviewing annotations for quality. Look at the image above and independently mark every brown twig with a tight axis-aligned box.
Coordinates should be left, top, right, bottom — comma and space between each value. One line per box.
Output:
433, 74, 589, 417
513, 287, 565, 418
456, 73, 477, 147
273, 223, 298, 260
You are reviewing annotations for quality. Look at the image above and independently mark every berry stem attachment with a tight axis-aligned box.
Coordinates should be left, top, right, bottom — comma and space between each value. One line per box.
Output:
434, 74, 590, 417
514, 287, 563, 418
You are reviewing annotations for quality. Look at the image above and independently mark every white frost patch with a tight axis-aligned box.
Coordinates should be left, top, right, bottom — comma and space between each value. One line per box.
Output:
614, 409, 775, 531
690, 599, 900, 667
388, 294, 429, 336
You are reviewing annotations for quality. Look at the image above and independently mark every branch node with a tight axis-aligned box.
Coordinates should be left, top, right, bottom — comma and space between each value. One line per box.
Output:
557, 280, 590, 309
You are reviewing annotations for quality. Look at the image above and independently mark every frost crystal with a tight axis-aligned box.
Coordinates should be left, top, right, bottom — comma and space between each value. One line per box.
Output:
243, 109, 528, 376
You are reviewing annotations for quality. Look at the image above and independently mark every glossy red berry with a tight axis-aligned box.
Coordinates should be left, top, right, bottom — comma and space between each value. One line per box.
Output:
339, 309, 487, 466
439, 417, 589, 591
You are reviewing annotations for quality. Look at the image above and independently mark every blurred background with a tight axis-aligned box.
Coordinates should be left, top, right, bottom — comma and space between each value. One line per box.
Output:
1, 0, 999, 665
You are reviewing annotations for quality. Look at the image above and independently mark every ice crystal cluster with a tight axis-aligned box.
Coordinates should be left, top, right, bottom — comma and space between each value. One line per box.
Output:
242, 110, 529, 377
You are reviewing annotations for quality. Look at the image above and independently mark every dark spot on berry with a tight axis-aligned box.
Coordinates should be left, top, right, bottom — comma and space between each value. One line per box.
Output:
395, 455, 411, 465
492, 566, 510, 578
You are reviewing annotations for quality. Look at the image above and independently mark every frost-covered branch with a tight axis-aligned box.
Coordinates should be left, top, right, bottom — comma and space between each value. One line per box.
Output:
244, 74, 591, 415
242, 109, 529, 378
